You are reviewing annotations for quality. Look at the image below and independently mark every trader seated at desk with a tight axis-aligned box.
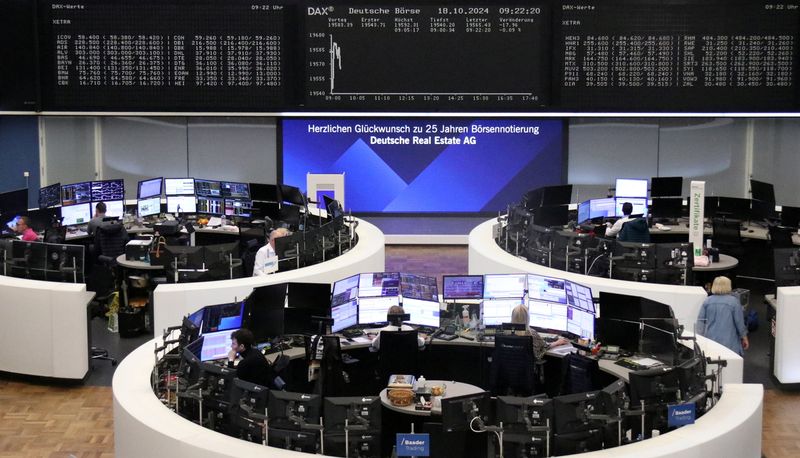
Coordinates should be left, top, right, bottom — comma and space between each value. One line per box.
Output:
605, 201, 650, 242
87, 202, 107, 236
370, 305, 427, 351
510, 304, 570, 359
227, 328, 281, 388
13, 216, 39, 242
253, 227, 291, 276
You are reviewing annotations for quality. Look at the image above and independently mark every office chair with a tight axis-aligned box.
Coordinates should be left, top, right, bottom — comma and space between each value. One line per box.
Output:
558, 353, 600, 395
378, 330, 420, 385
618, 217, 651, 243
490, 334, 538, 396
712, 218, 744, 257
306, 335, 349, 397
768, 225, 795, 248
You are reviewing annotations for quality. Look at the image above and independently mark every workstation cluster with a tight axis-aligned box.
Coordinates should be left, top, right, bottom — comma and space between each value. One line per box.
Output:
148, 270, 724, 457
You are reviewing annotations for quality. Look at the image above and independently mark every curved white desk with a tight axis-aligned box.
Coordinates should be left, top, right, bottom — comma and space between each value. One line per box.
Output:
468, 219, 708, 330
152, 218, 385, 335
0, 275, 94, 379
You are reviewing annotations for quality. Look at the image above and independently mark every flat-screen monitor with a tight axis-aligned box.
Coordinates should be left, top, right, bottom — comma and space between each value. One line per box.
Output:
331, 299, 358, 333
195, 179, 222, 197
280, 184, 307, 207
595, 317, 640, 353
541, 185, 573, 206
187, 308, 205, 330
528, 299, 568, 332
166, 195, 197, 214
615, 197, 648, 217
565, 280, 594, 313
567, 306, 595, 340
750, 179, 775, 204
640, 318, 678, 365
0, 189, 27, 219
358, 272, 400, 297
250, 182, 280, 202
553, 390, 603, 435
323, 396, 381, 435
287, 282, 331, 313
628, 367, 680, 405
197, 196, 224, 215
164, 177, 196, 196
585, 197, 616, 220
224, 198, 252, 217
649, 197, 684, 219
98, 200, 125, 218
751, 199, 777, 221
442, 275, 483, 300
137, 196, 161, 217
716, 196, 751, 219
495, 396, 553, 431
268, 391, 322, 431
221, 181, 250, 199
400, 273, 438, 302
244, 283, 287, 341
650, 177, 683, 197
323, 195, 344, 219
533, 205, 569, 227
357, 296, 399, 325
402, 297, 440, 328
90, 179, 124, 202
202, 301, 245, 333
527, 274, 567, 304
61, 182, 92, 206
199, 328, 236, 362
38, 183, 61, 209
599, 291, 672, 320
61, 203, 92, 226
332, 274, 359, 306
577, 200, 590, 224
781, 206, 800, 228
482, 298, 523, 326
138, 177, 163, 199
441, 392, 491, 432
483, 273, 526, 299
615, 178, 648, 198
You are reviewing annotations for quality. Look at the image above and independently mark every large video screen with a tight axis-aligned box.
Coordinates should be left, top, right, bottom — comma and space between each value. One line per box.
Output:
282, 118, 565, 213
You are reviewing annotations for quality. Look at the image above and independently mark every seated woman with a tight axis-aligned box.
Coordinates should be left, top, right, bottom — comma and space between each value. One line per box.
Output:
370, 305, 426, 351
510, 304, 570, 359
696, 276, 749, 356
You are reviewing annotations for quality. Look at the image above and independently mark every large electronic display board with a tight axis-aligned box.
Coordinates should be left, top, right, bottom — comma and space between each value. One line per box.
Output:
281, 118, 565, 213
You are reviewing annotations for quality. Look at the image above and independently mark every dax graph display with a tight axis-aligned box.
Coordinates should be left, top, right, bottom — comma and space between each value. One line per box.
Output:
304, 5, 551, 110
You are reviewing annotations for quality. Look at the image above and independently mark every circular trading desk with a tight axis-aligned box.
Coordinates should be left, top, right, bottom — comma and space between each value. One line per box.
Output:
379, 380, 483, 417
692, 254, 738, 273
151, 217, 385, 335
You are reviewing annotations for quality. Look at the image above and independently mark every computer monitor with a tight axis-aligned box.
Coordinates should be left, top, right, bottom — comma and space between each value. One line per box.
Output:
402, 297, 440, 328
268, 391, 322, 431
527, 274, 567, 304
221, 181, 250, 199
567, 306, 595, 340
323, 396, 381, 434
90, 179, 125, 202
716, 196, 751, 219
528, 299, 568, 332
358, 296, 399, 325
180, 337, 204, 386
95, 200, 125, 219
400, 273, 439, 302
628, 367, 680, 406
137, 177, 163, 199
38, 183, 61, 209
43, 242, 85, 283
201, 301, 245, 333
614, 197, 648, 217
649, 197, 685, 219
166, 195, 197, 214
137, 196, 161, 217
650, 177, 683, 197
612, 241, 656, 269
196, 196, 223, 215
553, 390, 604, 435
224, 198, 252, 217
676, 356, 707, 398
655, 242, 693, 271
541, 185, 573, 206
194, 178, 222, 197
640, 318, 679, 365
781, 206, 800, 228
164, 177, 196, 196
565, 280, 594, 313
773, 248, 800, 287
615, 178, 648, 198
332, 274, 359, 306
496, 395, 553, 430
250, 183, 280, 202
587, 198, 616, 220
60, 203, 92, 226
287, 282, 331, 313
331, 299, 358, 333
598, 291, 673, 320
244, 283, 287, 341
750, 179, 775, 204
186, 308, 205, 335
442, 275, 483, 300
280, 184, 307, 207
701, 195, 719, 218
268, 429, 319, 453
199, 328, 237, 362
481, 298, 523, 327
577, 200, 591, 224
441, 391, 491, 432
61, 182, 92, 206
358, 272, 400, 297
533, 205, 569, 227
483, 273, 526, 299
750, 199, 777, 221
323, 195, 344, 219
595, 317, 640, 354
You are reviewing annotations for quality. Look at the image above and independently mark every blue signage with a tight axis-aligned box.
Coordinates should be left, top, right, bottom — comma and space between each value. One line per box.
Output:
668, 403, 696, 427
396, 433, 430, 457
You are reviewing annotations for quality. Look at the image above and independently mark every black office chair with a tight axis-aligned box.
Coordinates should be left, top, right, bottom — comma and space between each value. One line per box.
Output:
490, 334, 538, 396
558, 353, 600, 395
769, 225, 795, 248
306, 335, 349, 397
378, 330, 420, 385
712, 218, 744, 257
618, 217, 651, 243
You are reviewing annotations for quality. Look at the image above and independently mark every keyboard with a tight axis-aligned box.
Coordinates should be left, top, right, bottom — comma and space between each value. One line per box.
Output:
341, 328, 365, 338
614, 359, 645, 371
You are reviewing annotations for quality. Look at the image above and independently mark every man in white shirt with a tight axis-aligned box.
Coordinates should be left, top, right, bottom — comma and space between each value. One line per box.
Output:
252, 227, 291, 276
370, 305, 427, 351
605, 201, 634, 237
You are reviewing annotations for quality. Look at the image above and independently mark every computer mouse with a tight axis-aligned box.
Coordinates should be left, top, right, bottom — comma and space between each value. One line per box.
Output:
748, 229, 754, 233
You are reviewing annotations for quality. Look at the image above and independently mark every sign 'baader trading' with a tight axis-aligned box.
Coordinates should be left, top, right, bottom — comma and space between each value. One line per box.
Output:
396, 433, 430, 457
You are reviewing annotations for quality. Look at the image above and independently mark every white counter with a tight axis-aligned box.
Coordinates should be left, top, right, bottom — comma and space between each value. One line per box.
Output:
0, 275, 94, 379
152, 218, 385, 335
774, 287, 800, 383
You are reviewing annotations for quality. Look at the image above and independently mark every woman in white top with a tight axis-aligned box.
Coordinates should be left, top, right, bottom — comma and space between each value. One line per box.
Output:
510, 304, 570, 359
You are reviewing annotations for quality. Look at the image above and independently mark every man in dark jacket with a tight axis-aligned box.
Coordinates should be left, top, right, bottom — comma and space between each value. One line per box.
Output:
227, 328, 276, 387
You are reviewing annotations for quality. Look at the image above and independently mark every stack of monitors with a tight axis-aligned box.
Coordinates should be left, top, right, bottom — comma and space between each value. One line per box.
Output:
331, 274, 359, 333
481, 273, 526, 326
137, 177, 163, 218
38, 183, 61, 209
60, 181, 92, 226
357, 272, 400, 325
165, 177, 197, 214
442, 275, 484, 301
221, 181, 252, 217
196, 179, 224, 215
400, 273, 439, 328
90, 179, 125, 218
59, 179, 126, 225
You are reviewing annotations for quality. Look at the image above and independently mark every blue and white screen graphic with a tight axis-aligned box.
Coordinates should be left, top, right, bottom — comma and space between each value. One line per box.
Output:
282, 119, 565, 213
